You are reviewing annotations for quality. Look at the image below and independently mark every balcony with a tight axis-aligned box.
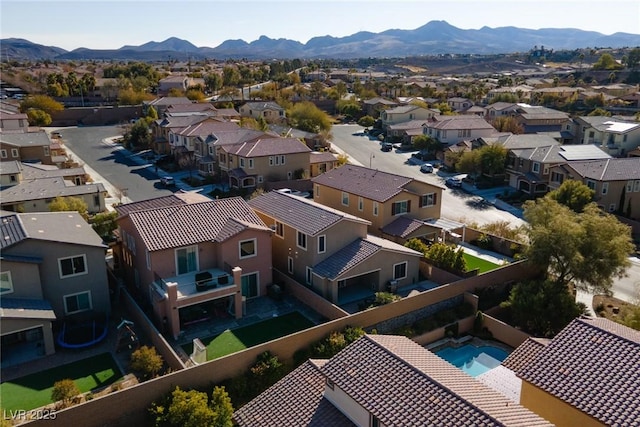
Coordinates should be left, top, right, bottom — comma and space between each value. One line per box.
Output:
154, 268, 235, 300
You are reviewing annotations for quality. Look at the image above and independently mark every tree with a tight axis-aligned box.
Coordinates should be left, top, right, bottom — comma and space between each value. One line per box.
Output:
26, 108, 52, 126
287, 101, 332, 133
210, 386, 234, 427
130, 345, 163, 380
51, 379, 80, 408
456, 149, 481, 178
357, 115, 375, 128
19, 94, 63, 115
49, 196, 88, 220
548, 180, 594, 213
491, 116, 524, 134
627, 47, 640, 70
335, 100, 361, 118
146, 105, 159, 121
89, 211, 118, 242
478, 144, 507, 176
592, 53, 623, 70
125, 119, 152, 150
523, 197, 634, 294
423, 242, 466, 273
412, 134, 440, 153
149, 386, 226, 427
205, 73, 223, 94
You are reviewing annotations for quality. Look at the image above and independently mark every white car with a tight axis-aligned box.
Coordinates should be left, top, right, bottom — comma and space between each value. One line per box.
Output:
420, 163, 434, 173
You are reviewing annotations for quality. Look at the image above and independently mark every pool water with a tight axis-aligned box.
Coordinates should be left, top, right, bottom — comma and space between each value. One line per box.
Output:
435, 344, 508, 377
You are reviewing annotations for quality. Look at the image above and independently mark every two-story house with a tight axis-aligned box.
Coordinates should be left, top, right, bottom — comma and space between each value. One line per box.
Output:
143, 96, 193, 117
157, 76, 191, 96
0, 131, 54, 164
513, 104, 573, 141
362, 97, 398, 118
239, 101, 286, 124
0, 211, 110, 364
309, 151, 338, 178
548, 157, 640, 217
447, 96, 473, 112
484, 101, 520, 119
0, 112, 29, 132
422, 116, 498, 147
234, 334, 552, 427
574, 116, 640, 157
218, 136, 312, 190
114, 193, 273, 339
380, 105, 438, 131
311, 165, 444, 243
249, 191, 422, 304
151, 114, 210, 155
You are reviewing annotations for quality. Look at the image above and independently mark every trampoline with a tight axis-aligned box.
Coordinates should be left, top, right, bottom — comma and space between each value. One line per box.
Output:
57, 315, 109, 349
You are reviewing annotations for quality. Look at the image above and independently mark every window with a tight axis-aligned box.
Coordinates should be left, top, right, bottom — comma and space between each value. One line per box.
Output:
94, 195, 100, 207
280, 155, 285, 165
43, 146, 50, 156
358, 197, 363, 211
420, 193, 437, 207
269, 156, 274, 166
609, 203, 616, 212
58, 255, 87, 278
176, 246, 198, 275
288, 256, 293, 274
275, 221, 284, 238
532, 162, 540, 173
315, 184, 320, 197
373, 201, 379, 216
248, 158, 254, 169
586, 180, 596, 190
64, 291, 92, 314
326, 378, 334, 390
297, 231, 307, 250
11, 149, 19, 157
241, 272, 259, 299
240, 158, 245, 167
145, 250, 151, 270
318, 235, 326, 254
257, 175, 263, 183
306, 267, 312, 285
371, 414, 380, 427
239, 239, 257, 259
0, 271, 13, 294
393, 262, 407, 280
602, 182, 608, 195
543, 165, 549, 175
391, 200, 410, 215
634, 180, 640, 192
342, 192, 349, 206
551, 172, 564, 184
0, 149, 6, 158
627, 180, 634, 193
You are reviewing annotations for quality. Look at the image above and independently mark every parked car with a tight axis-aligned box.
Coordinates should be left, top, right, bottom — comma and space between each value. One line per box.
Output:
420, 163, 434, 173
381, 142, 393, 152
160, 176, 175, 186
445, 177, 463, 188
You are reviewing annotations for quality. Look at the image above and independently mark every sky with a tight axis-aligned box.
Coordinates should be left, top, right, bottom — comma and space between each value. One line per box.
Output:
1, 0, 639, 52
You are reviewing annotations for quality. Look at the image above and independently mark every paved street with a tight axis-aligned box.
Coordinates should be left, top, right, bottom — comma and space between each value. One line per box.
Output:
330, 124, 526, 227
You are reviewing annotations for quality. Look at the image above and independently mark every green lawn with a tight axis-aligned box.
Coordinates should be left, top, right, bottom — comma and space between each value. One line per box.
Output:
0, 353, 122, 412
182, 311, 314, 361
463, 252, 501, 273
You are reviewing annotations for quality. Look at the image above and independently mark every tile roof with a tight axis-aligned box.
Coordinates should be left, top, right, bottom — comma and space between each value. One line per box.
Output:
19, 163, 87, 180
174, 119, 240, 137
515, 317, 640, 426
249, 191, 369, 236
311, 164, 413, 202
233, 360, 355, 427
577, 116, 640, 133
146, 96, 192, 106
124, 197, 269, 251
322, 335, 552, 427
223, 137, 311, 157
565, 157, 640, 181
380, 215, 428, 238
209, 128, 267, 146
0, 131, 51, 147
310, 151, 338, 164
0, 160, 21, 175
0, 177, 105, 204
427, 116, 496, 131
0, 297, 56, 320
114, 194, 189, 217
499, 134, 561, 150
241, 101, 285, 111
312, 235, 421, 280
501, 337, 550, 373
2, 212, 104, 248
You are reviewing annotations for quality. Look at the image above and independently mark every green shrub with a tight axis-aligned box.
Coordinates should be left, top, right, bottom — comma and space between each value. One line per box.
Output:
51, 379, 80, 409
130, 345, 163, 380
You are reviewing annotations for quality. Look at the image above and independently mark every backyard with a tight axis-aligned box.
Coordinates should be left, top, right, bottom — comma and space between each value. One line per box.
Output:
0, 352, 122, 412
182, 311, 315, 361
463, 252, 502, 274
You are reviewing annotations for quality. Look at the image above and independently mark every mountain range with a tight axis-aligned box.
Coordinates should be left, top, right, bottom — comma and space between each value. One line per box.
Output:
2, 20, 640, 61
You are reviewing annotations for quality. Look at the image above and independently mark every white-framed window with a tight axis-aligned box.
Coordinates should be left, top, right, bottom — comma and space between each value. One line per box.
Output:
280, 155, 285, 165
275, 221, 284, 238
373, 201, 379, 216
318, 235, 326, 254
358, 197, 363, 211
306, 267, 313, 285
58, 254, 88, 278
241, 272, 259, 299
248, 158, 254, 169
634, 180, 640, 192
64, 290, 92, 314
532, 162, 540, 173
208, 145, 215, 155
257, 175, 263, 183
239, 238, 257, 259
586, 180, 596, 190
420, 193, 437, 207
627, 180, 634, 193
315, 184, 320, 197
11, 149, 19, 157
0, 271, 13, 294
393, 262, 408, 280
240, 158, 245, 167
145, 249, 151, 270
341, 192, 349, 206
543, 165, 549, 175
602, 182, 608, 195
288, 256, 293, 274
269, 156, 274, 166
297, 231, 307, 250
392, 200, 409, 215
175, 245, 198, 275
0, 149, 7, 158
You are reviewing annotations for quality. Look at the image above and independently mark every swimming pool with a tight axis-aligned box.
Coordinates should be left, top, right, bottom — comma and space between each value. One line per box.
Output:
435, 344, 509, 377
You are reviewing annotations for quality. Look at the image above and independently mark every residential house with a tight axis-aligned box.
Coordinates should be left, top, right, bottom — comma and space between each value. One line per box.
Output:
591, 83, 638, 97
144, 97, 193, 117
423, 116, 497, 146
443, 140, 473, 170
362, 97, 398, 118
114, 193, 273, 339
249, 191, 421, 303
239, 101, 286, 124
309, 151, 338, 178
0, 211, 110, 364
506, 317, 640, 427
311, 165, 444, 242
234, 334, 552, 427
484, 102, 519, 119
512, 104, 573, 140
0, 111, 29, 132
380, 105, 438, 131
574, 116, 640, 157
548, 157, 640, 217
0, 131, 54, 165
447, 96, 473, 112
157, 76, 190, 96
485, 85, 534, 103
269, 124, 328, 151
530, 86, 583, 104
218, 136, 312, 190
386, 119, 430, 145
151, 114, 210, 155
